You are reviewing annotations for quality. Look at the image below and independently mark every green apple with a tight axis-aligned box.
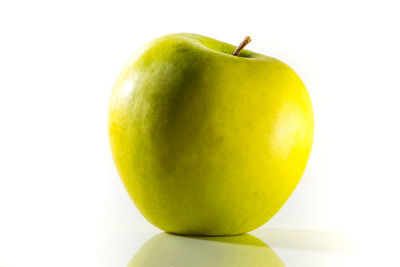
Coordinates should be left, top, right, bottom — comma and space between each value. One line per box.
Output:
127, 233, 285, 267
109, 33, 313, 235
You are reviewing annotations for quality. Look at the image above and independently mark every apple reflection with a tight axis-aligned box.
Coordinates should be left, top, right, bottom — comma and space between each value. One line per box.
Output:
127, 232, 285, 267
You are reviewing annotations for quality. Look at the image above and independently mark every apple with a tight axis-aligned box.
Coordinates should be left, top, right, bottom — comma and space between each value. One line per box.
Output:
109, 33, 313, 235
127, 233, 285, 266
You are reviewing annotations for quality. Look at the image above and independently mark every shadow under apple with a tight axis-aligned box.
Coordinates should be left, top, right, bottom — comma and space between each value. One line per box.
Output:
127, 232, 285, 267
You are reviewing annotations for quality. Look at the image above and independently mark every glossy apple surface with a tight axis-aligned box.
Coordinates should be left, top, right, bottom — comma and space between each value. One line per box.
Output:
109, 33, 313, 235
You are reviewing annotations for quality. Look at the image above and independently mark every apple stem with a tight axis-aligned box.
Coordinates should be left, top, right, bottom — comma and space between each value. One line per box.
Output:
232, 36, 252, 56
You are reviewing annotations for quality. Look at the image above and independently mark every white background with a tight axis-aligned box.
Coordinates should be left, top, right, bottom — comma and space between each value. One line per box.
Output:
1, 0, 399, 266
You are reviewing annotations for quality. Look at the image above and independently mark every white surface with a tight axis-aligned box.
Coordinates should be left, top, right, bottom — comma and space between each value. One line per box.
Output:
0, 0, 399, 266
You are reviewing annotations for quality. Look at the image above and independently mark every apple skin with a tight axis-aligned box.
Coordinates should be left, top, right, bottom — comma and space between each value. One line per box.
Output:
127, 233, 285, 267
109, 33, 314, 235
